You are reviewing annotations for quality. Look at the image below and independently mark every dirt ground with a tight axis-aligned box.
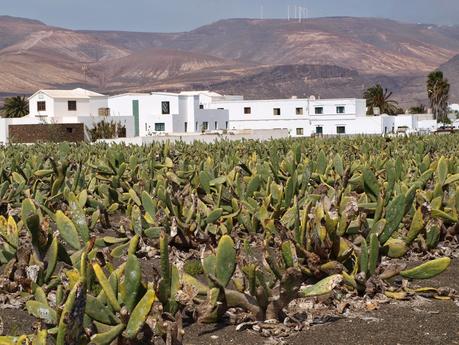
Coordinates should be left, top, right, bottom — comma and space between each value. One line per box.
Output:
0, 260, 457, 345
184, 260, 459, 345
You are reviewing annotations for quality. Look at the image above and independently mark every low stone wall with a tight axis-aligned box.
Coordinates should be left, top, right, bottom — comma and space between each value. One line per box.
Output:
9, 123, 85, 143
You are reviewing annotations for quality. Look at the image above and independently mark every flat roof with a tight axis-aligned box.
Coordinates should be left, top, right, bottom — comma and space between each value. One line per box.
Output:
210, 97, 364, 104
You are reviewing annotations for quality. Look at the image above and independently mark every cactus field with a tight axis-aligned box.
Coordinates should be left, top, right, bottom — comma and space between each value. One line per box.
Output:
0, 134, 458, 344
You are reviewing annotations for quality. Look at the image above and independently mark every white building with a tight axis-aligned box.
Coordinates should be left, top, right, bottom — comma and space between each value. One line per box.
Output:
0, 88, 443, 144
207, 96, 371, 136
106, 91, 443, 138
109, 91, 389, 137
449, 104, 459, 113
0, 88, 135, 143
108, 91, 232, 137
28, 88, 109, 119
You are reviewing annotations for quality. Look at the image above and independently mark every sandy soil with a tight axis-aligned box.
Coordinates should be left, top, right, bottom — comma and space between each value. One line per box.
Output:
0, 260, 457, 345
184, 259, 459, 345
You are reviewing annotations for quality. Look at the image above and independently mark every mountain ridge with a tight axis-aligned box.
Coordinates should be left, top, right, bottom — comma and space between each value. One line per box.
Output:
1, 15, 459, 106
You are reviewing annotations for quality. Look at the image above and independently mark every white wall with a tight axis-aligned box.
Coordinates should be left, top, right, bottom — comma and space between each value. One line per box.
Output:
97, 129, 291, 145
89, 97, 109, 117
207, 97, 365, 137
195, 109, 229, 132
394, 115, 417, 129
108, 94, 148, 117
53, 98, 90, 118
0, 119, 8, 144
29, 93, 55, 118
137, 94, 180, 135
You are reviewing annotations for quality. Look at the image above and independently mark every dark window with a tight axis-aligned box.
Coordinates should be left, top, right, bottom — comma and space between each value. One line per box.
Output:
195, 122, 198, 131
336, 106, 345, 114
68, 100, 77, 111
184, 122, 188, 132
214, 121, 218, 129
37, 101, 46, 111
161, 101, 170, 115
155, 123, 165, 131
199, 104, 204, 109
66, 127, 74, 133
225, 121, 228, 129
202, 122, 209, 130
315, 107, 323, 114
98, 107, 110, 116
296, 128, 304, 135
316, 126, 323, 134
273, 108, 281, 116
244, 107, 251, 114
296, 107, 304, 115
337, 126, 346, 134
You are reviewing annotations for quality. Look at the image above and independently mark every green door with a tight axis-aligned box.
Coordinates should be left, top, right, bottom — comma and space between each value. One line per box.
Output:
132, 100, 139, 136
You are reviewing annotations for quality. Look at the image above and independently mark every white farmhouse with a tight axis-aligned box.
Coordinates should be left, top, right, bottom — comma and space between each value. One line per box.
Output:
110, 91, 389, 137
28, 88, 109, 119
108, 91, 233, 136
207, 96, 371, 136
27, 88, 133, 135
0, 88, 135, 143
107, 91, 442, 138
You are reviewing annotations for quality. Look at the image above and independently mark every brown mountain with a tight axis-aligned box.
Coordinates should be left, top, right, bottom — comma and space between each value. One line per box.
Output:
89, 17, 459, 75
1, 15, 459, 106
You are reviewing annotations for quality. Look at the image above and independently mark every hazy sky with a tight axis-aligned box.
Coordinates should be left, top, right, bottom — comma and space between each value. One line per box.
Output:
2, 0, 459, 32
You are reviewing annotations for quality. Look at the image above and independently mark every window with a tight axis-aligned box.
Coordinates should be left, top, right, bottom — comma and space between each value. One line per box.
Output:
98, 107, 110, 116
184, 122, 188, 132
195, 122, 198, 131
225, 121, 228, 129
315, 107, 323, 114
296, 128, 304, 135
296, 107, 304, 115
155, 123, 165, 132
202, 122, 209, 131
161, 101, 170, 115
336, 106, 345, 114
214, 121, 218, 130
68, 100, 77, 111
37, 101, 46, 111
337, 126, 346, 134
244, 107, 251, 114
199, 104, 204, 109
273, 108, 281, 116
316, 126, 323, 134
66, 127, 74, 133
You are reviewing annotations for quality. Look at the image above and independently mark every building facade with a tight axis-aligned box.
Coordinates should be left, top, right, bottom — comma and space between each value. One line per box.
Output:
0, 87, 441, 144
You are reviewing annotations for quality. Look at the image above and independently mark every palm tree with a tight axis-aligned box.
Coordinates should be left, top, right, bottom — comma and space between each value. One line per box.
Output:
408, 104, 427, 114
427, 71, 450, 123
1, 96, 29, 118
363, 84, 400, 115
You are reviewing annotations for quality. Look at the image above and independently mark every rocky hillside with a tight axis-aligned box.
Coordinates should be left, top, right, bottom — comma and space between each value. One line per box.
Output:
1, 15, 459, 105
